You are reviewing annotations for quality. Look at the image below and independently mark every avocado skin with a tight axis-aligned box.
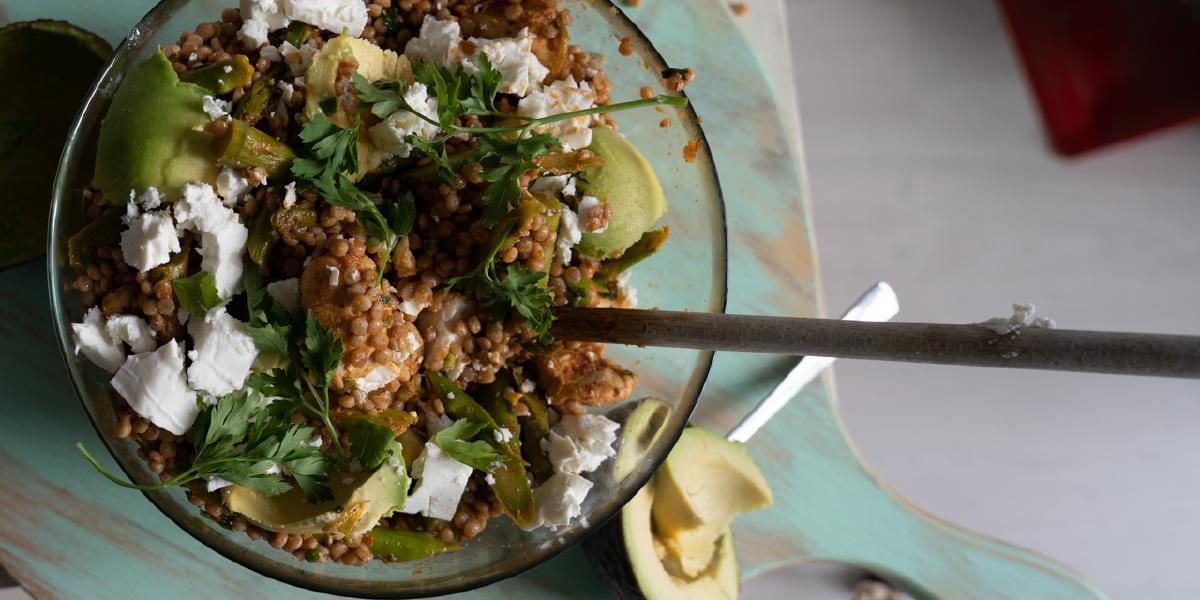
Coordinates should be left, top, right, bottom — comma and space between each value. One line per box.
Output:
584, 509, 648, 600
94, 51, 218, 202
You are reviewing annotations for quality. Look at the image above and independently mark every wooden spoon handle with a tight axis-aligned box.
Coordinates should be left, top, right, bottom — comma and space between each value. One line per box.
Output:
551, 307, 1200, 378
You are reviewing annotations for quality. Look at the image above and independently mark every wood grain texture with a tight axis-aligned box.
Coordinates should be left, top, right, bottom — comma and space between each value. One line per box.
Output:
553, 307, 1200, 378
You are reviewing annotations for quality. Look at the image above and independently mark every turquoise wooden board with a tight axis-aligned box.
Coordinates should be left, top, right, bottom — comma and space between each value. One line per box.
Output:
0, 0, 1104, 598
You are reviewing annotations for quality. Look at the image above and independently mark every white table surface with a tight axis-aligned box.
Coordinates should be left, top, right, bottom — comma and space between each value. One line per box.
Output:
745, 1, 1200, 599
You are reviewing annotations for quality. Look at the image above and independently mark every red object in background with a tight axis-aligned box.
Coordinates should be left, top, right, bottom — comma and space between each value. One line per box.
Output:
997, 0, 1200, 156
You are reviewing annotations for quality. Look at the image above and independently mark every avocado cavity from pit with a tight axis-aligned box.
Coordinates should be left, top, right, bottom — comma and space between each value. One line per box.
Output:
94, 50, 220, 201
224, 444, 409, 538
585, 400, 773, 600
576, 126, 667, 259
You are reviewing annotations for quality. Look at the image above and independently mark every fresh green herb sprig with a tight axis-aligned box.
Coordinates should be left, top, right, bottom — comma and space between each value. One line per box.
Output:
171, 271, 227, 316
77, 388, 335, 501
446, 219, 553, 338
242, 267, 292, 356
434, 418, 503, 472
354, 59, 688, 227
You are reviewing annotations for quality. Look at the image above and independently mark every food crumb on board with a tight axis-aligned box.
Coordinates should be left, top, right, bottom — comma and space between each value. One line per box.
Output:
683, 139, 702, 163
625, 0, 641, 6
977, 303, 1056, 335
659, 118, 670, 129
662, 67, 695, 93
639, 86, 653, 99
730, 2, 749, 16
618, 35, 634, 56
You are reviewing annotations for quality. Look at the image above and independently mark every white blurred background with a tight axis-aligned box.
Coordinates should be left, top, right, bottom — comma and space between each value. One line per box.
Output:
743, 1, 1200, 598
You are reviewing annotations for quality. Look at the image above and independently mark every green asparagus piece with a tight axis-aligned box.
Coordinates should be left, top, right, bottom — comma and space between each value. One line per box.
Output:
246, 207, 276, 267
477, 371, 537, 528
217, 118, 295, 177
233, 71, 274, 127
66, 207, 121, 270
284, 22, 313, 48
180, 54, 254, 94
516, 386, 554, 482
593, 227, 670, 285
148, 234, 191, 282
369, 527, 458, 562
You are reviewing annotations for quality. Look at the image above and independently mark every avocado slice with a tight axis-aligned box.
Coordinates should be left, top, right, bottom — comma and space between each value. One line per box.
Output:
585, 403, 771, 599
576, 126, 667, 259
224, 447, 409, 537
304, 36, 412, 179
94, 50, 220, 201
651, 427, 772, 578
0, 20, 110, 268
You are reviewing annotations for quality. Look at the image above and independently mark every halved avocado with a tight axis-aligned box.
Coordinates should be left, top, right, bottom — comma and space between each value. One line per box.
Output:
584, 402, 772, 600
304, 35, 412, 178
576, 126, 667, 259
224, 449, 408, 538
94, 50, 219, 201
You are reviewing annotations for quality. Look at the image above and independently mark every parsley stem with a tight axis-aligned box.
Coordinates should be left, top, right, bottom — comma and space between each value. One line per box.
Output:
77, 443, 198, 491
303, 378, 345, 461
451, 95, 688, 135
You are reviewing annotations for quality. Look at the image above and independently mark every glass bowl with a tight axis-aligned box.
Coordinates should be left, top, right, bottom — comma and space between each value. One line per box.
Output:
47, 0, 727, 596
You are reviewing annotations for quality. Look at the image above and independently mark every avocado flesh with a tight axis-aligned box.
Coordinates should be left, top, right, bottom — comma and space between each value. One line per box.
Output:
94, 51, 219, 201
576, 126, 667, 259
224, 457, 408, 537
650, 427, 772, 578
304, 36, 412, 179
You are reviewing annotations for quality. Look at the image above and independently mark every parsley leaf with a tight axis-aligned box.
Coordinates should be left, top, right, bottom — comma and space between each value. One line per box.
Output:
351, 73, 412, 120
241, 267, 294, 356
171, 271, 227, 316
434, 418, 503, 472
77, 388, 335, 501
485, 267, 553, 336
345, 419, 397, 471
407, 134, 457, 185
476, 133, 560, 227
459, 52, 501, 115
300, 311, 341, 389
318, 176, 414, 285
291, 112, 359, 198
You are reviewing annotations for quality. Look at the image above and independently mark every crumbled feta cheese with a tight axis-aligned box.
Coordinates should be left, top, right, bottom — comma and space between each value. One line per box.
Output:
239, 0, 367, 48
201, 96, 231, 120
978, 303, 1056, 335
279, 41, 317, 76
174, 183, 248, 298
386, 455, 404, 477
215, 167, 250, 206
71, 307, 126, 373
356, 364, 399, 394
556, 205, 582, 264
368, 82, 440, 159
186, 308, 259, 396
464, 29, 549, 97
105, 314, 157, 354
403, 16, 463, 69
577, 195, 606, 233
111, 340, 196, 435
524, 471, 593, 531
327, 264, 340, 287
135, 187, 162, 210
259, 45, 282, 62
398, 441, 474, 520
206, 476, 232, 492
485, 473, 496, 486
517, 76, 597, 150
493, 428, 514, 443
222, 65, 233, 73
266, 278, 301, 314
119, 207, 180, 273
545, 414, 619, 474
282, 181, 297, 209
520, 378, 536, 393
529, 174, 577, 198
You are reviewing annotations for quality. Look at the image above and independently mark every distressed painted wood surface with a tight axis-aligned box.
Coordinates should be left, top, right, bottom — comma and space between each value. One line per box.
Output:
0, 0, 1103, 598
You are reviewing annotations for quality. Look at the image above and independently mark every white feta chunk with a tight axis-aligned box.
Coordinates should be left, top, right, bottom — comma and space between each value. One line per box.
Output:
287, 0, 368, 37
105, 314, 157, 354
281, 181, 297, 209
279, 41, 318, 77
327, 264, 340, 286
201, 95, 231, 120
112, 339, 197, 435
215, 167, 250, 206
259, 45, 282, 62
403, 16, 463, 69
493, 427, 514, 443
556, 205, 582, 264
119, 208, 181, 273
134, 187, 162, 210
266, 277, 301, 314
529, 174, 576, 199
205, 476, 233, 492
368, 82, 441, 159
398, 441, 474, 521
174, 183, 248, 298
186, 308, 259, 397
71, 307, 125, 373
464, 29, 549, 97
525, 471, 592, 531
355, 364, 399, 394
517, 76, 596, 150
545, 414, 619, 474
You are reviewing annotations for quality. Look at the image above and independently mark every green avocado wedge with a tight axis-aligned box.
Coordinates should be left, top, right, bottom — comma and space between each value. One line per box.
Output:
224, 445, 409, 538
0, 20, 110, 269
576, 126, 667, 259
94, 50, 220, 203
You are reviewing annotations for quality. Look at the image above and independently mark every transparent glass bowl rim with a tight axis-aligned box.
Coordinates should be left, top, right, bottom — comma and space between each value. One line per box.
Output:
46, 1, 729, 596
